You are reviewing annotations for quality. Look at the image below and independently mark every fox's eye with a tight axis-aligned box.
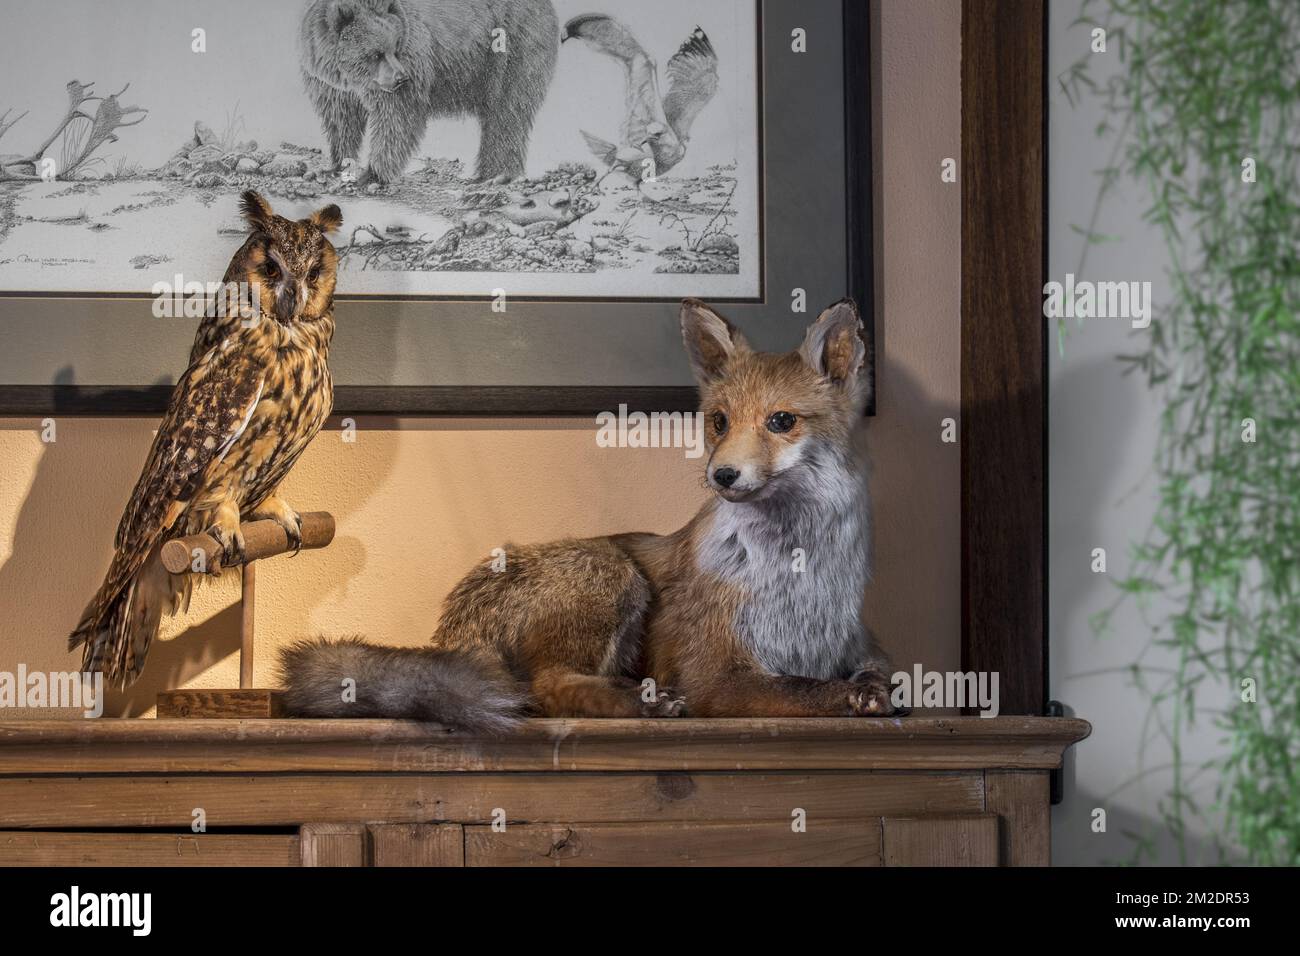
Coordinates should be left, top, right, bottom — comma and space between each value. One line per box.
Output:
712, 411, 728, 434
767, 411, 796, 433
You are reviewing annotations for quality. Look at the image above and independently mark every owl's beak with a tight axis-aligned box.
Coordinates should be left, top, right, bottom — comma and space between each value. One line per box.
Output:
272, 281, 301, 323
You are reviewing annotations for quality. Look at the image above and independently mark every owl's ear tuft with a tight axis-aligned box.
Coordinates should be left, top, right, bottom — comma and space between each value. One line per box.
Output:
309, 204, 343, 235
239, 191, 274, 232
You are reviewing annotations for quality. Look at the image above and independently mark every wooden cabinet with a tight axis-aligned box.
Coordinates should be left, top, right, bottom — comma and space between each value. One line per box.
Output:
0, 717, 1087, 866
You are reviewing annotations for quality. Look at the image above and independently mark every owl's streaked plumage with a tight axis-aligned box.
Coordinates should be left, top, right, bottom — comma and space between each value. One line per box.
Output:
69, 191, 342, 686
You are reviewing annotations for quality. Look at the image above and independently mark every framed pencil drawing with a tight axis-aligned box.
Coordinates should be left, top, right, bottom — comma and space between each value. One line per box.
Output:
0, 0, 873, 415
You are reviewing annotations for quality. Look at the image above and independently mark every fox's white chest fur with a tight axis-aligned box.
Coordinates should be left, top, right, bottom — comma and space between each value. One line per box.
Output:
696, 446, 871, 681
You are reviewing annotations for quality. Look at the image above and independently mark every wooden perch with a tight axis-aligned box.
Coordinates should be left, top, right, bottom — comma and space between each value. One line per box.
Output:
160, 512, 335, 575
155, 511, 335, 715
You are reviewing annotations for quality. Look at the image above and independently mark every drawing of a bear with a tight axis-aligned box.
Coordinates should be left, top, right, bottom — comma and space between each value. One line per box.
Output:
299, 0, 559, 183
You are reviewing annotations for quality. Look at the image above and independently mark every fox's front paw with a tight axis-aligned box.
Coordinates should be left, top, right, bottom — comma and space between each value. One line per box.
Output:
641, 689, 688, 717
847, 668, 897, 717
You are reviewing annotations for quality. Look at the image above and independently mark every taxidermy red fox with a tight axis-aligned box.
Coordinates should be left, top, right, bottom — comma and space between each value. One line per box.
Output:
280, 298, 897, 730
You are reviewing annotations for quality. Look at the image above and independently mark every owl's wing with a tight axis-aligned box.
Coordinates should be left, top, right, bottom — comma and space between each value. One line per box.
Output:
114, 338, 266, 565
662, 27, 719, 144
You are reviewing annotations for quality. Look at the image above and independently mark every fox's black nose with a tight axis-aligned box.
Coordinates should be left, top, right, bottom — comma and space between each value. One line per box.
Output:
713, 466, 740, 488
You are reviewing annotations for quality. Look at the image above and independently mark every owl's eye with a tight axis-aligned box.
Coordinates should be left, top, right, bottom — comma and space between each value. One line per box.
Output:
262, 260, 280, 280
767, 411, 797, 433
309, 266, 322, 282
712, 411, 728, 434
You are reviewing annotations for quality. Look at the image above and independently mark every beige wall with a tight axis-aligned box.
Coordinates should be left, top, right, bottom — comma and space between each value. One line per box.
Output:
0, 0, 961, 716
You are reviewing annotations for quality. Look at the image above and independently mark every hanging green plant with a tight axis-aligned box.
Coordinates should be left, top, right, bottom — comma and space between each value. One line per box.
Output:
1064, 0, 1300, 865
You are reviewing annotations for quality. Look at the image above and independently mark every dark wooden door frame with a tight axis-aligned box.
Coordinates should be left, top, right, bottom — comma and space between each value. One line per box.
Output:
960, 0, 1048, 716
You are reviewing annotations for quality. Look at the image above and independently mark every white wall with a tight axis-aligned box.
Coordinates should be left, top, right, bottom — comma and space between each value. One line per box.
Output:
1048, 0, 1234, 865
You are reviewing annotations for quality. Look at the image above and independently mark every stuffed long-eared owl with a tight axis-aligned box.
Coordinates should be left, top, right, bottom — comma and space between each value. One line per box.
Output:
69, 191, 342, 686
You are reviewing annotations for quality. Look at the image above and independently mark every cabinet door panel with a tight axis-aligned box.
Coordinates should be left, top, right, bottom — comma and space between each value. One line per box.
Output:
881, 815, 999, 866
370, 823, 465, 866
466, 819, 883, 867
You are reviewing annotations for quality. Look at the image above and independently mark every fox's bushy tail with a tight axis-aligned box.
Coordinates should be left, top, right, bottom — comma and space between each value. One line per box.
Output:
278, 636, 528, 734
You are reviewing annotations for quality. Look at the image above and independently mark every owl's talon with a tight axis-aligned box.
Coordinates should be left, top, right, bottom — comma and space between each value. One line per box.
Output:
204, 523, 246, 572
249, 497, 303, 556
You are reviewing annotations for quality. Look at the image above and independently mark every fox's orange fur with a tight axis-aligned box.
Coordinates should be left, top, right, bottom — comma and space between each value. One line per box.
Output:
280, 298, 895, 726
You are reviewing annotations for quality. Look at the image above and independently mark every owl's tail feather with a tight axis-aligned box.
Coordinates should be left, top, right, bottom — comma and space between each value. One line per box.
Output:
278, 636, 529, 735
69, 546, 188, 687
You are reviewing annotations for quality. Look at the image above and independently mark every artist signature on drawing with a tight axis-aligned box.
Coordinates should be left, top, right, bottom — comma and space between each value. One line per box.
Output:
0, 254, 96, 268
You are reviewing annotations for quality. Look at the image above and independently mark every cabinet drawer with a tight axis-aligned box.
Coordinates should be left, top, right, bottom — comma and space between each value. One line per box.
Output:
466, 819, 883, 866
0, 831, 299, 866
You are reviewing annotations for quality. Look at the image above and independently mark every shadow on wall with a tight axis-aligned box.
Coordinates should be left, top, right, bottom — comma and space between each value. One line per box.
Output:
0, 403, 247, 716
1050, 351, 1146, 690
1050, 352, 1140, 864
0, 376, 150, 685
3, 328, 957, 719
0, 295, 403, 715
1047, 350, 1235, 864
863, 354, 961, 690
99, 410, 397, 715
1053, 777, 1241, 866
102, 604, 243, 715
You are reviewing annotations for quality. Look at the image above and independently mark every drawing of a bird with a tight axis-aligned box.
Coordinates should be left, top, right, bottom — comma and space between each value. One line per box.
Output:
562, 15, 719, 179
69, 191, 342, 686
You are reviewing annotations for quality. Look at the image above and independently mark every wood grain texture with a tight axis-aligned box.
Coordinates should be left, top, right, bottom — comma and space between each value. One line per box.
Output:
159, 512, 335, 574
984, 770, 1050, 866
960, 0, 1048, 715
0, 771, 984, 828
299, 823, 367, 867
369, 824, 464, 867
843, 0, 876, 414
882, 815, 999, 866
240, 563, 255, 688
155, 689, 283, 719
465, 820, 883, 867
0, 832, 299, 866
0, 717, 1091, 774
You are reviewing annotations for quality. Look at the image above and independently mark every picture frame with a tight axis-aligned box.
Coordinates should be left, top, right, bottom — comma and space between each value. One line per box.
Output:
0, 0, 873, 416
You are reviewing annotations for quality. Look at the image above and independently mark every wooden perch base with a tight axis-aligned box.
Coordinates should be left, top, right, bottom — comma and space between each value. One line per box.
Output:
157, 689, 283, 719
160, 511, 335, 574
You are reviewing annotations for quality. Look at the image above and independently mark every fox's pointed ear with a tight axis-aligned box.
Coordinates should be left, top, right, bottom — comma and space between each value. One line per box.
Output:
239, 190, 274, 232
309, 203, 343, 235
680, 299, 748, 385
800, 298, 869, 394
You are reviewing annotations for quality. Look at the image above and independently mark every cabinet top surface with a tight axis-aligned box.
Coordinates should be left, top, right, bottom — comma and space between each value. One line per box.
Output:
0, 717, 1090, 773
